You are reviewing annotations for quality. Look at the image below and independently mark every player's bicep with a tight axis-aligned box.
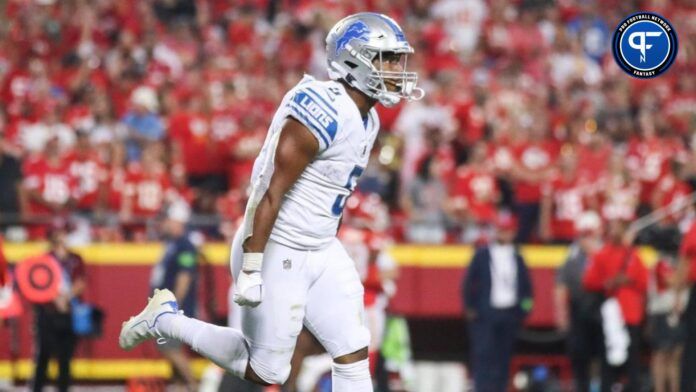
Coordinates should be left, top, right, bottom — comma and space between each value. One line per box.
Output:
265, 118, 319, 202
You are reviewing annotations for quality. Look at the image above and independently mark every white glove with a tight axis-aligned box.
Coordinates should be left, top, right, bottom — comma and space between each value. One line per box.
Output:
233, 253, 264, 307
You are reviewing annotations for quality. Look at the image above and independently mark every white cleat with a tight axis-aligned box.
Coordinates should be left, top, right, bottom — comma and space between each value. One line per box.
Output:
119, 288, 179, 350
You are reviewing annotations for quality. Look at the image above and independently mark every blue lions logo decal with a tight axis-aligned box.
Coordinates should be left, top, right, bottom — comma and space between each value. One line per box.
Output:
335, 20, 370, 56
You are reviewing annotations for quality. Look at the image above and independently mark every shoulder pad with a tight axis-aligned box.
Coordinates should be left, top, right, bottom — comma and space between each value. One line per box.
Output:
287, 81, 340, 150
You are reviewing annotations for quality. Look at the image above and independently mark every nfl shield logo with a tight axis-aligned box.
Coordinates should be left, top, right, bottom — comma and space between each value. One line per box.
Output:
283, 259, 292, 270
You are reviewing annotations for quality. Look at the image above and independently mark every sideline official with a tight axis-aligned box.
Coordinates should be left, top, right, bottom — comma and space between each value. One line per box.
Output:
463, 212, 533, 392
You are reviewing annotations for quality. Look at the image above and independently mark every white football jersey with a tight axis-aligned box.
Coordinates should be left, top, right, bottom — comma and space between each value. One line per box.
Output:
241, 75, 380, 250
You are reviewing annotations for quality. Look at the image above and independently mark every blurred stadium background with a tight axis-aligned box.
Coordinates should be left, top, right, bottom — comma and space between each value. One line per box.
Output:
0, 0, 695, 391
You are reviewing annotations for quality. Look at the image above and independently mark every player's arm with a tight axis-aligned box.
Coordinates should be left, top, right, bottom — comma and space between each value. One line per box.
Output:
22, 180, 60, 211
675, 255, 690, 289
674, 227, 694, 289
242, 118, 319, 254
554, 284, 569, 331
554, 260, 571, 331
119, 182, 136, 222
173, 271, 193, 302
650, 181, 665, 211
234, 118, 318, 307
539, 187, 553, 242
173, 250, 196, 302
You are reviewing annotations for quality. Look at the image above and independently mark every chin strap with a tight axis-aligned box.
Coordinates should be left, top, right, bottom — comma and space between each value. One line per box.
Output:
410, 87, 425, 101
329, 61, 425, 107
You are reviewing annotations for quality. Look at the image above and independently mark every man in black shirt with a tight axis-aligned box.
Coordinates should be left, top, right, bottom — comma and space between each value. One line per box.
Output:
0, 126, 22, 230
150, 201, 198, 391
31, 221, 86, 392
554, 211, 604, 392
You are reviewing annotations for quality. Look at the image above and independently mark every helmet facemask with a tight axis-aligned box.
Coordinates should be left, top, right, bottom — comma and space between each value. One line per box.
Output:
363, 49, 424, 107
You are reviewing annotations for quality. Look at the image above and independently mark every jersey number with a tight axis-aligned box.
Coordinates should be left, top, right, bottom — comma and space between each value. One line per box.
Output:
331, 165, 364, 216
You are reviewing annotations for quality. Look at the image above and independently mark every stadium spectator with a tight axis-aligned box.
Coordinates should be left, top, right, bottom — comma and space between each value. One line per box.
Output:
120, 142, 173, 240
510, 125, 558, 243
20, 137, 79, 239
169, 93, 224, 192
574, 124, 612, 184
540, 147, 591, 244
626, 113, 686, 213
149, 200, 198, 391
648, 255, 688, 392
547, 29, 603, 88
20, 106, 76, 157
651, 159, 693, 226
393, 89, 456, 187
402, 155, 449, 244
598, 151, 641, 223
566, 1, 610, 62
583, 219, 649, 391
463, 211, 533, 392
223, 111, 265, 193
684, 143, 696, 192
0, 0, 692, 244
66, 129, 109, 215
31, 220, 86, 392
0, 117, 22, 229
103, 141, 127, 210
449, 141, 500, 243
430, 0, 487, 56
678, 212, 696, 391
554, 211, 604, 392
89, 91, 127, 147
121, 86, 164, 162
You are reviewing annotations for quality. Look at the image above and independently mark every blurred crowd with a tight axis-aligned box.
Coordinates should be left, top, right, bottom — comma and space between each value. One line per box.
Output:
0, 0, 695, 244
1, 1, 696, 390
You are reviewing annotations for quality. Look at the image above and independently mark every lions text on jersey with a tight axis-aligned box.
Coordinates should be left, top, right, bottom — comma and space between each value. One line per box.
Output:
242, 75, 380, 250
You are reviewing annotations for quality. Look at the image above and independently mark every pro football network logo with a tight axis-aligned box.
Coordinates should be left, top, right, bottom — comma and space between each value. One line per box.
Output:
612, 12, 678, 78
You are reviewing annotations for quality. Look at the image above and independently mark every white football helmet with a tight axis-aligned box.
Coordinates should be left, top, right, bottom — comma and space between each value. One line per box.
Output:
326, 12, 424, 107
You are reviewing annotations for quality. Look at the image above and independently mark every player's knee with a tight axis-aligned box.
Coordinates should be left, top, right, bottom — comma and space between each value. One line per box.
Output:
244, 364, 272, 386
332, 355, 370, 380
334, 346, 369, 364
247, 359, 291, 385
331, 325, 370, 363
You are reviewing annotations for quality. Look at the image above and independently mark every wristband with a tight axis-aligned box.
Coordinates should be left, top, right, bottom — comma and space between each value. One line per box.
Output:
242, 253, 264, 272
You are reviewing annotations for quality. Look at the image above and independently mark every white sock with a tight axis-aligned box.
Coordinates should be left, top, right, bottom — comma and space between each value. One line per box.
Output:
158, 313, 249, 379
332, 359, 373, 392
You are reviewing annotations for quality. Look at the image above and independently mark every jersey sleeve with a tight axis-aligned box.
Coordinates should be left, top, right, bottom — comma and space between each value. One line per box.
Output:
285, 84, 339, 153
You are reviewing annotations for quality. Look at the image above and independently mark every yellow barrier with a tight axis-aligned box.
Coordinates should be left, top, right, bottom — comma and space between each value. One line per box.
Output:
0, 243, 661, 381
0, 358, 214, 380
5, 242, 659, 268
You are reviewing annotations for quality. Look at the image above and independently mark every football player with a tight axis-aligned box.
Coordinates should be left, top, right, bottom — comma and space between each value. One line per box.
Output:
119, 12, 422, 391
